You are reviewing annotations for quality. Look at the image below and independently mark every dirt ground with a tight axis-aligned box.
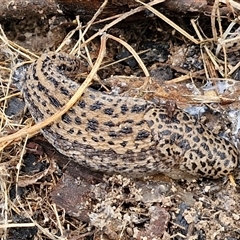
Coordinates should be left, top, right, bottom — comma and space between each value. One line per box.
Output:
0, 1, 240, 240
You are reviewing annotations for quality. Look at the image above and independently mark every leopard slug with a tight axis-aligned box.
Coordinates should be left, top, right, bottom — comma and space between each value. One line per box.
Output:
17, 52, 239, 178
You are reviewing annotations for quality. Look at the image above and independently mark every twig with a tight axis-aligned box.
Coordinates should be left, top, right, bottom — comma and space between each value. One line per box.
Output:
81, 0, 165, 47
0, 34, 107, 144
106, 34, 149, 77
135, 0, 199, 44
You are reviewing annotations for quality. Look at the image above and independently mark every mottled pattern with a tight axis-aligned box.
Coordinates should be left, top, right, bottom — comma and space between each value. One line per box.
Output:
19, 52, 239, 178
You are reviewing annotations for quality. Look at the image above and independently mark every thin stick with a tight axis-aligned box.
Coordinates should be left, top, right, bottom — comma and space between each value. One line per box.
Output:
106, 34, 149, 77
219, 0, 240, 10
81, 0, 165, 47
135, 0, 199, 44
0, 34, 107, 144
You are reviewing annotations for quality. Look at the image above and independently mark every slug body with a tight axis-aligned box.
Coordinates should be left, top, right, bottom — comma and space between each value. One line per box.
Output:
19, 52, 239, 178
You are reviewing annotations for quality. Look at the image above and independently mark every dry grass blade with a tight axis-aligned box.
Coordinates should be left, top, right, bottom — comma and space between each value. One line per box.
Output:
219, 0, 240, 10
184, 95, 236, 104
99, 49, 149, 70
166, 70, 206, 84
135, 0, 199, 44
191, 19, 225, 78
81, 0, 165, 47
0, 223, 36, 229
0, 25, 38, 60
107, 34, 149, 77
0, 34, 107, 144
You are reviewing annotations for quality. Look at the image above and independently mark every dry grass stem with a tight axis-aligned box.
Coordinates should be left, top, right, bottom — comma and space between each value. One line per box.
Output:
135, 0, 199, 44
191, 19, 225, 77
0, 26, 38, 60
0, 34, 107, 144
107, 34, 150, 77
219, 0, 240, 10
166, 70, 206, 84
100, 49, 150, 70
81, 0, 165, 47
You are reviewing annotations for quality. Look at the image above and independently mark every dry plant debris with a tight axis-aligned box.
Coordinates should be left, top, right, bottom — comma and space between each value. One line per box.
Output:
0, 1, 240, 240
